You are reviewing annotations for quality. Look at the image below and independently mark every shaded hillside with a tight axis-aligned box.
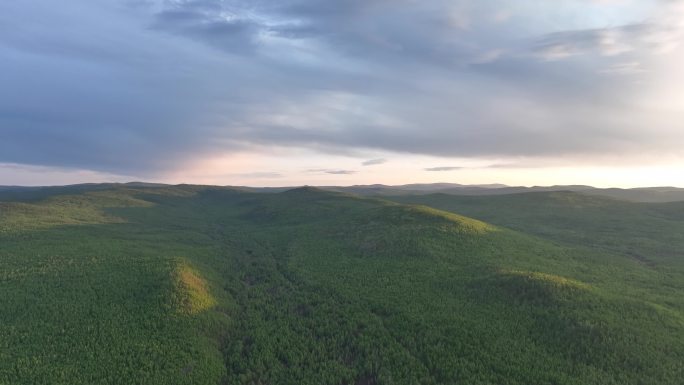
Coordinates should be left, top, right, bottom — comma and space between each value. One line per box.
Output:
1, 186, 684, 384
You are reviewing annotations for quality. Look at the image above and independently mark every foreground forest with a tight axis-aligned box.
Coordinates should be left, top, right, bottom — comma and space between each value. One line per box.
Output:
1, 184, 683, 385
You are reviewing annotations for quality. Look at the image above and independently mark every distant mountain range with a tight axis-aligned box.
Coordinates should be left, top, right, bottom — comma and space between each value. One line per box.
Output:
2, 182, 684, 202
324, 183, 684, 203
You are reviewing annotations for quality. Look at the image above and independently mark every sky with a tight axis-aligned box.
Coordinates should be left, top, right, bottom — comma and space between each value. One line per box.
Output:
1, 0, 684, 187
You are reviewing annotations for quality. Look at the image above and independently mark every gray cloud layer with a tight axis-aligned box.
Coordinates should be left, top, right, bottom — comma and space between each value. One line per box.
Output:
1, 0, 683, 175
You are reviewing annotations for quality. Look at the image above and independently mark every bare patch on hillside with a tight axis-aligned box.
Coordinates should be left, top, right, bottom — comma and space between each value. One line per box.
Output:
171, 261, 216, 315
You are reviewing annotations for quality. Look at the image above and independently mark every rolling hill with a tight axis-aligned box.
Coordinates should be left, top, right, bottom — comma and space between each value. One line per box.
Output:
1, 185, 683, 384
388, 191, 684, 266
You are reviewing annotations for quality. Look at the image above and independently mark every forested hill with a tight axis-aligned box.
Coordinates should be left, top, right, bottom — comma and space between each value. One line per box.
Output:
388, 191, 684, 267
1, 185, 683, 385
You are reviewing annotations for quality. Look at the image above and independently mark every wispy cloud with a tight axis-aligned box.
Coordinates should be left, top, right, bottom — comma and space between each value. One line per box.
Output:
308, 169, 357, 175
599, 61, 648, 75
533, 21, 683, 62
425, 166, 463, 172
362, 158, 387, 166
235, 172, 282, 178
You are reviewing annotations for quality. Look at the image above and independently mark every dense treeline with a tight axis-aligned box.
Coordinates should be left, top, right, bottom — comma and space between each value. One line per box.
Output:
1, 186, 683, 384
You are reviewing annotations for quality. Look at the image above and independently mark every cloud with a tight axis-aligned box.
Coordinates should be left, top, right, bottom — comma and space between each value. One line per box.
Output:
150, 1, 262, 54
235, 172, 282, 178
308, 168, 356, 175
325, 170, 356, 175
599, 61, 648, 75
1, 0, 684, 180
362, 158, 387, 166
536, 42, 584, 61
425, 166, 463, 172
533, 21, 683, 61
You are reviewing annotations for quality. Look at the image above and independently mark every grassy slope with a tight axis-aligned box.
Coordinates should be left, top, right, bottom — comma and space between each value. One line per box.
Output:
1, 187, 683, 384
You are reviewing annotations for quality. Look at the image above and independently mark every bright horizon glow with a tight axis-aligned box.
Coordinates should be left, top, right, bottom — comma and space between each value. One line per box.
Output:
3, 151, 684, 189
